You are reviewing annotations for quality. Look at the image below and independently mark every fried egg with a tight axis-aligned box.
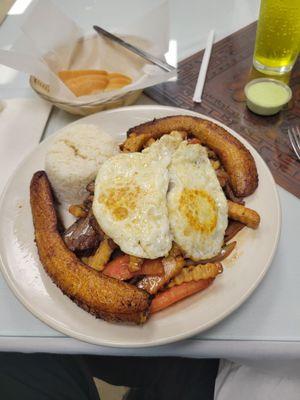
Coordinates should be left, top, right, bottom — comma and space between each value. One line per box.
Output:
167, 141, 228, 260
143, 131, 184, 160
92, 132, 183, 259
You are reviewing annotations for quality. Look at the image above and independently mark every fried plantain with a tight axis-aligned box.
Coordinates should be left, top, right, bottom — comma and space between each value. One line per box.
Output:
123, 115, 258, 198
30, 171, 150, 324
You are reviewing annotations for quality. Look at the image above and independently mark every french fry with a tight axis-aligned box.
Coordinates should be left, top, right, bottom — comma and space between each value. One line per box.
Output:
227, 200, 260, 229
83, 238, 116, 271
168, 263, 222, 288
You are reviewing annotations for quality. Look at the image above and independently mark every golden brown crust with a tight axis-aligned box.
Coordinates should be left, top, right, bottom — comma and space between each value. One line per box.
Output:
227, 200, 260, 229
124, 115, 258, 197
30, 171, 150, 324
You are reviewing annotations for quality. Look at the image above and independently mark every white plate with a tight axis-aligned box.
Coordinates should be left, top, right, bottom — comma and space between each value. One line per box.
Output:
0, 105, 281, 348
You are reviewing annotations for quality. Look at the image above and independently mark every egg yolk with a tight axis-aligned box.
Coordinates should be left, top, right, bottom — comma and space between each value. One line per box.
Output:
179, 188, 218, 235
98, 183, 142, 221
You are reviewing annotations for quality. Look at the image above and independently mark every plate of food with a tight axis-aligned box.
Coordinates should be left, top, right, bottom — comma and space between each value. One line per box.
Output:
0, 105, 280, 347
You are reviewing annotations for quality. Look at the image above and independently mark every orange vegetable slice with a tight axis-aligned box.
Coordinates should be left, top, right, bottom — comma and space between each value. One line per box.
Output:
103, 256, 164, 281
103, 255, 132, 280
150, 278, 214, 313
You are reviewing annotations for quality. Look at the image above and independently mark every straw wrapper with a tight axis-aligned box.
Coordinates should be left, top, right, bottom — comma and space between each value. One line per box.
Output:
0, 0, 175, 105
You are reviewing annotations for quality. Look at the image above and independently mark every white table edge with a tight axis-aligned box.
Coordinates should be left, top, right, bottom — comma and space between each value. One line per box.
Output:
1, 337, 299, 359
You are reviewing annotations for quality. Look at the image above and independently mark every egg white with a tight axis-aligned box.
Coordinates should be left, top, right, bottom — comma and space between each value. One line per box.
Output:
93, 132, 228, 260
92, 133, 182, 259
167, 141, 228, 260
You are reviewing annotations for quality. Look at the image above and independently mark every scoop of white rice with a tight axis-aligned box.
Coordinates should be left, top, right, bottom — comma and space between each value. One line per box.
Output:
45, 124, 119, 204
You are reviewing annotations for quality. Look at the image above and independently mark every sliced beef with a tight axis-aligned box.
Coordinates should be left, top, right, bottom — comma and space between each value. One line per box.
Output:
63, 213, 103, 254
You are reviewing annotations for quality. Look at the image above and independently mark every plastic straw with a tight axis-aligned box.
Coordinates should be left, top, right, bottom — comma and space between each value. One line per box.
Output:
193, 29, 215, 103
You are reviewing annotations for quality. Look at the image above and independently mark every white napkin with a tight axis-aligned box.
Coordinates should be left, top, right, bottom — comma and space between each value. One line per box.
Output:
0, 98, 52, 193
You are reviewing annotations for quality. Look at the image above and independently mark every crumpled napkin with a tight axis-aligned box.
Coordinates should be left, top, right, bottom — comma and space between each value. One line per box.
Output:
0, 98, 52, 193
